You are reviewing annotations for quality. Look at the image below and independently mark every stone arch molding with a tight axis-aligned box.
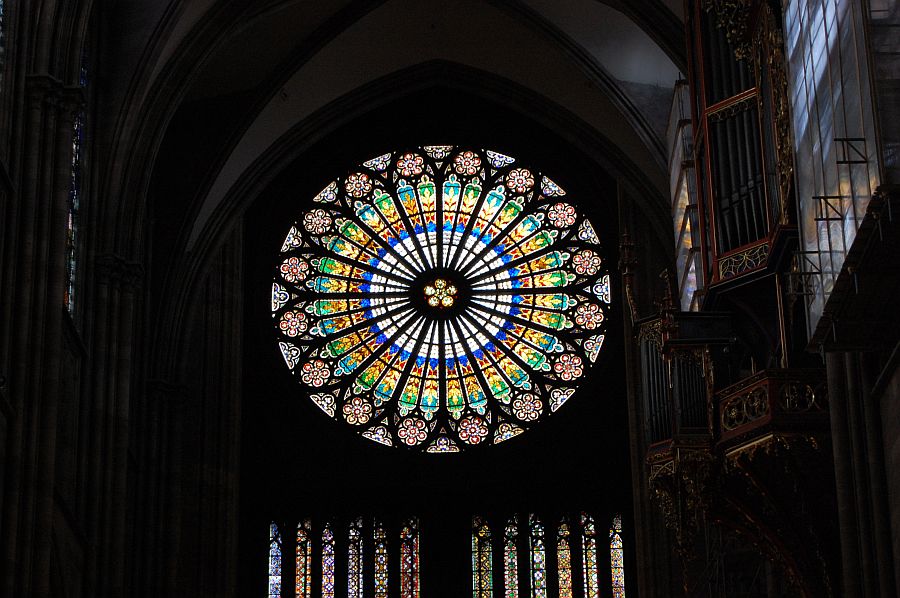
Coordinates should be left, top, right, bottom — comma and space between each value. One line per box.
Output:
182, 0, 673, 253
150, 60, 673, 383
102, 0, 677, 250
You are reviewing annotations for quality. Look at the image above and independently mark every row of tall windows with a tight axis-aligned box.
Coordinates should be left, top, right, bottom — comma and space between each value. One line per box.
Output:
268, 518, 420, 598
268, 514, 625, 597
472, 513, 625, 598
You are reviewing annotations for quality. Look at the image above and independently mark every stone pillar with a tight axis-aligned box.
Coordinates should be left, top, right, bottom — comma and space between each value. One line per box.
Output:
0, 74, 82, 597
826, 350, 897, 597
127, 226, 243, 596
874, 341, 900, 597
126, 379, 184, 597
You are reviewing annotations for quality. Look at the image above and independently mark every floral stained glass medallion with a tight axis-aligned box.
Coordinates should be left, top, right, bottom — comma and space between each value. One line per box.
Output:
272, 146, 611, 452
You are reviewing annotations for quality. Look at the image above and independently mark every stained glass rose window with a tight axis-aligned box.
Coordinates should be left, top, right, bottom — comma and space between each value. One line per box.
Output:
272, 146, 611, 452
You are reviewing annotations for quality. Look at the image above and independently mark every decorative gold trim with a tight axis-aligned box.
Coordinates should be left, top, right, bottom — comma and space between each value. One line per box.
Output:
707, 93, 757, 122
637, 318, 662, 350
718, 243, 769, 279
702, 0, 754, 60
778, 381, 823, 413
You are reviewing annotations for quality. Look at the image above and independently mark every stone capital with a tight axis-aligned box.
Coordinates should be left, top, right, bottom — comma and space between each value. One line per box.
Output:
96, 254, 144, 289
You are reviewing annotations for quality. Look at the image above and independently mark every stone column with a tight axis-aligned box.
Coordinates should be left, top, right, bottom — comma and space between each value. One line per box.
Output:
826, 350, 897, 597
0, 74, 81, 597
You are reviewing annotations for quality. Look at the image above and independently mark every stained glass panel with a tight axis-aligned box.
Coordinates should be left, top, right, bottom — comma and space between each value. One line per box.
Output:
580, 513, 599, 598
0, 0, 5, 92
557, 522, 573, 598
374, 520, 389, 598
504, 517, 519, 598
65, 114, 84, 314
268, 523, 282, 598
472, 516, 493, 597
272, 147, 611, 452
296, 519, 312, 597
322, 524, 336, 598
65, 51, 89, 315
610, 514, 626, 598
529, 515, 547, 598
400, 518, 420, 598
348, 517, 364, 597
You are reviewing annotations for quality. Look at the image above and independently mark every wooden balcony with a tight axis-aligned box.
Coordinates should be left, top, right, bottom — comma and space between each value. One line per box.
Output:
715, 369, 828, 450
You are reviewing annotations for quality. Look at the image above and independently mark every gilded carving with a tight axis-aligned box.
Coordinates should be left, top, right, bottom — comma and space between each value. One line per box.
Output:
722, 386, 769, 430
718, 243, 769, 279
778, 381, 825, 412
757, 4, 795, 224
705, 1, 795, 224
702, 0, 753, 60
648, 450, 715, 558
637, 318, 662, 351
649, 458, 676, 481
707, 94, 756, 122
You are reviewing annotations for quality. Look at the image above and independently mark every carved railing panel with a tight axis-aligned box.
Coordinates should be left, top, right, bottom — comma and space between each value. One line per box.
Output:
716, 369, 827, 447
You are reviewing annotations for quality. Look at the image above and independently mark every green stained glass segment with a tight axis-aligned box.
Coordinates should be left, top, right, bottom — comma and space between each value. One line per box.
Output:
272, 147, 611, 452
529, 515, 547, 598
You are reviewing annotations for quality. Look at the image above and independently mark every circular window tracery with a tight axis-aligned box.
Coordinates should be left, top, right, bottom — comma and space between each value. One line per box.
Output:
272, 146, 610, 452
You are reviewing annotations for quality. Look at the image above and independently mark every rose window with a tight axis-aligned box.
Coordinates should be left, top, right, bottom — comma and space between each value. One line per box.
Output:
272, 146, 611, 452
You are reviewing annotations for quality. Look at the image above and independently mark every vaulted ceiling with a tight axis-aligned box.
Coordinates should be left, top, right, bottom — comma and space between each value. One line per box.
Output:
102, 0, 683, 264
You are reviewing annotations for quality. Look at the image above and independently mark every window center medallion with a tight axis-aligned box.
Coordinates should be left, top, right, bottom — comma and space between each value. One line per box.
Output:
424, 278, 458, 308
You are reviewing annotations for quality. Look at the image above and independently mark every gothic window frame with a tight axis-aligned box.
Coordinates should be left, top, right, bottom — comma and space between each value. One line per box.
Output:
295, 519, 312, 598
528, 514, 548, 598
580, 512, 600, 598
399, 517, 421, 598
268, 523, 284, 598
473, 516, 494, 597
609, 514, 626, 598
556, 520, 574, 598
64, 49, 89, 319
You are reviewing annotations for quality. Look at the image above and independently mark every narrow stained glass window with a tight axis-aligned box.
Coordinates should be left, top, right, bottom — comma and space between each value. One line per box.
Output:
610, 514, 626, 598
557, 522, 573, 598
529, 515, 547, 598
348, 517, 364, 597
400, 518, 420, 598
322, 523, 336, 598
268, 523, 282, 598
66, 114, 84, 314
65, 53, 88, 315
504, 517, 519, 598
374, 520, 389, 598
580, 513, 599, 598
472, 516, 493, 597
296, 520, 312, 597
0, 0, 5, 92
273, 147, 611, 453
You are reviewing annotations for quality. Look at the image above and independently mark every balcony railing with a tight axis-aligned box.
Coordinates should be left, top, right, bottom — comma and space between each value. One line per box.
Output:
716, 369, 828, 448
